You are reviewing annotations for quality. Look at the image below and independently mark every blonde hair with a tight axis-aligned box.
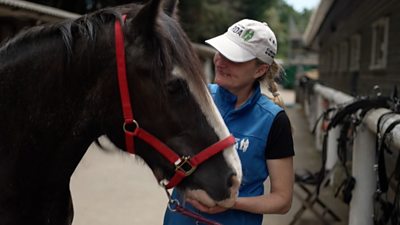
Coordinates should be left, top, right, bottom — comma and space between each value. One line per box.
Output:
256, 59, 285, 108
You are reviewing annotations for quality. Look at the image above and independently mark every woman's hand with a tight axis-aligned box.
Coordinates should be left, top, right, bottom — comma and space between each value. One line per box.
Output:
186, 198, 229, 214
187, 157, 294, 215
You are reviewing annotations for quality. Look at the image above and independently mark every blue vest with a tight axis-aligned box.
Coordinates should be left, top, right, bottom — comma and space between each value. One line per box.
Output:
164, 84, 282, 225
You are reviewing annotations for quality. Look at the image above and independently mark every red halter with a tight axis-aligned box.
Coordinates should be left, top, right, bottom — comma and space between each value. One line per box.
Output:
114, 16, 235, 189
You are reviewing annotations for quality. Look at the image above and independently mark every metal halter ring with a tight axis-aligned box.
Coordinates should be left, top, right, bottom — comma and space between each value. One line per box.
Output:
123, 119, 139, 133
167, 199, 180, 212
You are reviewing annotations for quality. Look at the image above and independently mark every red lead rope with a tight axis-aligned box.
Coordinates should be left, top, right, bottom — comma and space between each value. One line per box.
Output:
175, 205, 222, 225
166, 190, 222, 225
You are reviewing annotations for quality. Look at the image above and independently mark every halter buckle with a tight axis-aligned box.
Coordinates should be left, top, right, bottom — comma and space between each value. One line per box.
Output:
175, 156, 196, 176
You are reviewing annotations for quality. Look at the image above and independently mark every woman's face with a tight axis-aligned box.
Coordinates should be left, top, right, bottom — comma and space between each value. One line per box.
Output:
213, 52, 267, 92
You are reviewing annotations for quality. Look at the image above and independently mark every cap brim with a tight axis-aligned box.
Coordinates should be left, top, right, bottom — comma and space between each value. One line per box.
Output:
205, 35, 255, 63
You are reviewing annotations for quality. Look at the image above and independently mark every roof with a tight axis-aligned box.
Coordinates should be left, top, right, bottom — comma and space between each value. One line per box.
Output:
302, 0, 335, 49
0, 0, 80, 22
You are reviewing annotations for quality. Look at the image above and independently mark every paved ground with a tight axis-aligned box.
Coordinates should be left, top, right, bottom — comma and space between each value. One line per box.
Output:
70, 88, 349, 225
71, 143, 166, 225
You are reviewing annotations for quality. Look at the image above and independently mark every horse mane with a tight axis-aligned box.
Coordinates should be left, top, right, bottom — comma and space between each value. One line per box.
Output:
1, 3, 205, 84
0, 8, 122, 62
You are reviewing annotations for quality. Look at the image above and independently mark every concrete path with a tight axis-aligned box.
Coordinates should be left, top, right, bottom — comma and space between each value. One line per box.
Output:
70, 142, 166, 225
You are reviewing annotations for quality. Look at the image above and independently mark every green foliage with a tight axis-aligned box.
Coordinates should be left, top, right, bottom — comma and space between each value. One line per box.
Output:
239, 0, 278, 20
177, 0, 243, 43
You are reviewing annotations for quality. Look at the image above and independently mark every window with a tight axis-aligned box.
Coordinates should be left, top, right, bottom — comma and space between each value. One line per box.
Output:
349, 34, 361, 72
370, 17, 389, 70
339, 41, 349, 72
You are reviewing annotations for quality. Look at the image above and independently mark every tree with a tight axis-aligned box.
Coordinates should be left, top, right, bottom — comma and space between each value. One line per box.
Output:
240, 0, 278, 20
260, 1, 313, 59
177, 0, 243, 43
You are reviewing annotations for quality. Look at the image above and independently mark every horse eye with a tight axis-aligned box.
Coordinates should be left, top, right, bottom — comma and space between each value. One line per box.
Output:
167, 78, 188, 95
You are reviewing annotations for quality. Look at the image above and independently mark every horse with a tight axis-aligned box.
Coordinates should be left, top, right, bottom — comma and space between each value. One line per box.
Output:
0, 0, 242, 224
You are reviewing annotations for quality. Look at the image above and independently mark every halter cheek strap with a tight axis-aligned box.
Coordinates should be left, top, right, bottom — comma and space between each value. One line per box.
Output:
114, 15, 134, 152
114, 16, 235, 189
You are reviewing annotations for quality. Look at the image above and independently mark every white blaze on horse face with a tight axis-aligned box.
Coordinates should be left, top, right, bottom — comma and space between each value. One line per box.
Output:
172, 67, 242, 183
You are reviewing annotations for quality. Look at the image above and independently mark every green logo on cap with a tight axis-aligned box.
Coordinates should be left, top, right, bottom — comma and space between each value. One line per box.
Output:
241, 29, 254, 41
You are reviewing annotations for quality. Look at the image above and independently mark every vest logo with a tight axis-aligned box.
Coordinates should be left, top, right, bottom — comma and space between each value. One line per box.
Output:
235, 138, 250, 153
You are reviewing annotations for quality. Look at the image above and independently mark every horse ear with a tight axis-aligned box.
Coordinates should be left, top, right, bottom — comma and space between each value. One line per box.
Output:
163, 0, 179, 18
128, 0, 162, 36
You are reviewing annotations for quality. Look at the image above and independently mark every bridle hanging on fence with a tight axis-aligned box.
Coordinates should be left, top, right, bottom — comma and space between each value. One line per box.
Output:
373, 112, 400, 225
372, 87, 400, 225
314, 96, 391, 200
297, 78, 400, 223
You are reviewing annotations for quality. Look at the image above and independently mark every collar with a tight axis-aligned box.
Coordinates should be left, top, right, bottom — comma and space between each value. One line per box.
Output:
215, 83, 261, 114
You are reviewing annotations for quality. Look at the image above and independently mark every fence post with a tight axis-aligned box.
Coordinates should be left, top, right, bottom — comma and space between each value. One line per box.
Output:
308, 91, 318, 132
326, 125, 340, 170
314, 94, 324, 151
349, 122, 376, 225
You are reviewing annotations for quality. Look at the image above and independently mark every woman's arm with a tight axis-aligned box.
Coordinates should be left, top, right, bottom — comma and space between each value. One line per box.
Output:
234, 156, 294, 214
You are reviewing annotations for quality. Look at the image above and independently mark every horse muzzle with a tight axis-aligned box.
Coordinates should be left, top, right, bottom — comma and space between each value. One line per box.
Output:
185, 174, 240, 208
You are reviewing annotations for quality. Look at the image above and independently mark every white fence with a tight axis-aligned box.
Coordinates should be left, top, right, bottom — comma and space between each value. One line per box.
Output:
300, 82, 400, 225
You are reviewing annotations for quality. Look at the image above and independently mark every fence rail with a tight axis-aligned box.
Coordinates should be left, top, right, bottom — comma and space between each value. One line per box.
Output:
298, 78, 400, 225
0, 0, 80, 22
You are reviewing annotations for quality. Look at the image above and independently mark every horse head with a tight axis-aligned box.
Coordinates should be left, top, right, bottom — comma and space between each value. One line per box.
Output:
97, 0, 242, 208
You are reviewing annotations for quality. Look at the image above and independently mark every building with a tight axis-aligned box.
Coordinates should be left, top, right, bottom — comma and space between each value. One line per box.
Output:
304, 0, 400, 96
284, 16, 318, 89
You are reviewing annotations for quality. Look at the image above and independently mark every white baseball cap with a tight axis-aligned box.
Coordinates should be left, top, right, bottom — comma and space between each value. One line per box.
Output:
205, 19, 277, 65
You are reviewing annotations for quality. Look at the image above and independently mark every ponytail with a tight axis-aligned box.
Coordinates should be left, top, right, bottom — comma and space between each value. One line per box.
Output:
257, 59, 285, 108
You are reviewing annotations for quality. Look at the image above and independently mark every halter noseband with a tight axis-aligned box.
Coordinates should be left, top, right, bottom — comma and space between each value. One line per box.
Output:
114, 16, 235, 189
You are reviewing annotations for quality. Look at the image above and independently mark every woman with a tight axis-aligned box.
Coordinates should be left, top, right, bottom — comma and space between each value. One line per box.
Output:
164, 19, 294, 225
